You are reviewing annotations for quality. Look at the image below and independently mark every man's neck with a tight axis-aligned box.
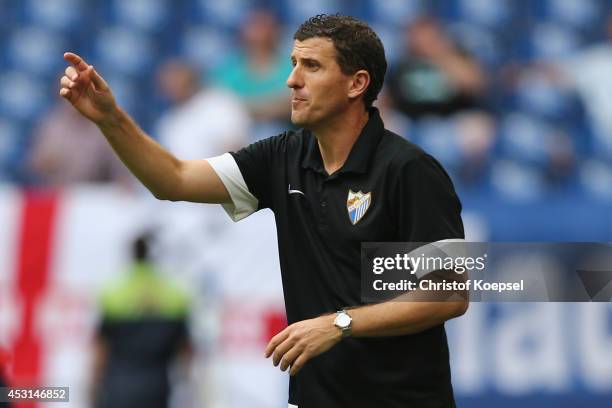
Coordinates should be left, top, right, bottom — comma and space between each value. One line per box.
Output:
312, 107, 370, 175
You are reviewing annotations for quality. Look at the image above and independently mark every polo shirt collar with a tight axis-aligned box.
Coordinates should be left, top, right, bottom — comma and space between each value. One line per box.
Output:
301, 107, 385, 175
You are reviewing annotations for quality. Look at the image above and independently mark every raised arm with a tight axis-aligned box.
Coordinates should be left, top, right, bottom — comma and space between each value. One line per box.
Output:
59, 52, 231, 203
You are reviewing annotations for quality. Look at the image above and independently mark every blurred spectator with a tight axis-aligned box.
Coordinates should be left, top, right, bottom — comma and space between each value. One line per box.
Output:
555, 14, 612, 147
155, 59, 250, 159
210, 9, 291, 125
387, 16, 487, 120
385, 16, 495, 185
26, 102, 132, 186
454, 111, 496, 182
92, 233, 193, 408
376, 89, 412, 138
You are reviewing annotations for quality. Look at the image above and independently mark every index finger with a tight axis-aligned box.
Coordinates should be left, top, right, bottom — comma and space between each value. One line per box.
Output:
63, 52, 89, 72
265, 328, 290, 358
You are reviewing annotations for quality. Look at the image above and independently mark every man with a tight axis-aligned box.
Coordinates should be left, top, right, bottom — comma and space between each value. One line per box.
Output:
211, 9, 292, 124
387, 16, 487, 119
60, 14, 467, 408
92, 234, 192, 408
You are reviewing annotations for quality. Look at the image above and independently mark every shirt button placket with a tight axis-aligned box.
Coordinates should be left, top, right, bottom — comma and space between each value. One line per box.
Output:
318, 182, 329, 230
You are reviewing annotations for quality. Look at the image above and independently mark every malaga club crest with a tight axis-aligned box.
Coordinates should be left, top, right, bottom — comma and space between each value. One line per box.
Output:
347, 190, 372, 225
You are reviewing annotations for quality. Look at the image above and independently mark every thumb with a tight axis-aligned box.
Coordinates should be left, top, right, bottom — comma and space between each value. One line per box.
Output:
87, 65, 109, 92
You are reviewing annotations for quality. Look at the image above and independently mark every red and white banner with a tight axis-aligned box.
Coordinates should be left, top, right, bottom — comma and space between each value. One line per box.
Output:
0, 185, 287, 408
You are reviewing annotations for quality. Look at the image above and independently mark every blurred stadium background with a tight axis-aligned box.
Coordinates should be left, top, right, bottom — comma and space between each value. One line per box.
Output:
0, 0, 611, 407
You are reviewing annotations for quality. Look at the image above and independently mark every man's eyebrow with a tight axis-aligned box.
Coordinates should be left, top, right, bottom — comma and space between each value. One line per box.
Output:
290, 56, 321, 65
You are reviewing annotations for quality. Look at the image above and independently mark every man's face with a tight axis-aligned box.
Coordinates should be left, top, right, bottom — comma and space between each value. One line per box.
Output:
287, 38, 353, 128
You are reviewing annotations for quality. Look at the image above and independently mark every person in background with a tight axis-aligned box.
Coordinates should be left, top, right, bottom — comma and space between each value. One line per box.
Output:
27, 102, 132, 186
387, 16, 487, 120
91, 233, 193, 408
155, 59, 250, 160
375, 88, 412, 139
387, 16, 494, 184
211, 9, 292, 126
553, 13, 612, 144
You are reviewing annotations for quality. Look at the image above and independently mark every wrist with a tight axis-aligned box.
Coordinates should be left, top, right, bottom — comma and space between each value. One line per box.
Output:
333, 310, 353, 338
327, 314, 343, 341
95, 105, 123, 129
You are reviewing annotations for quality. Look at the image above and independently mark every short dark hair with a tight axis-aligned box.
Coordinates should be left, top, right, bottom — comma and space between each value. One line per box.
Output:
294, 14, 387, 108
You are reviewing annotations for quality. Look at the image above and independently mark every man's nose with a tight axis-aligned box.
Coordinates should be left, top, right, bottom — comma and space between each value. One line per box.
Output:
286, 66, 302, 89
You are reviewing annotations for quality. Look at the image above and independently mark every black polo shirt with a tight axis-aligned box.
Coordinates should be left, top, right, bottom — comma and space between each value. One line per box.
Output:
207, 108, 464, 408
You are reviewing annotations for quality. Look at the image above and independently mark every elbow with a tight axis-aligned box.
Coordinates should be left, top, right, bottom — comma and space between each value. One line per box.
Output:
452, 300, 469, 319
152, 164, 185, 202
152, 188, 179, 202
152, 191, 167, 201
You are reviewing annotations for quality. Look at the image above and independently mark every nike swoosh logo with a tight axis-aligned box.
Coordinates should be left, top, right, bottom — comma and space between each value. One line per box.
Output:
288, 184, 305, 196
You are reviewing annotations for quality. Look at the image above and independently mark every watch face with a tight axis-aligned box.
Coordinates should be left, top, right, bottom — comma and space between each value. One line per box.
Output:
336, 313, 351, 328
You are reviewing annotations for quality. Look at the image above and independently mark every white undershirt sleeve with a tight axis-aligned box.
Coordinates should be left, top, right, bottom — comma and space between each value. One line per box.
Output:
206, 153, 259, 222
409, 239, 467, 279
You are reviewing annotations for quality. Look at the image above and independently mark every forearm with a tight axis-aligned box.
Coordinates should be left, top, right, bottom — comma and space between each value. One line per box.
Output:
350, 266, 469, 337
349, 298, 468, 337
265, 277, 468, 375
60, 53, 230, 203
435, 54, 485, 94
96, 107, 184, 200
265, 291, 468, 376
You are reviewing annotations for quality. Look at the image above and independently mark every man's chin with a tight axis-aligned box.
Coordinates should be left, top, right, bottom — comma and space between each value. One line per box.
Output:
290, 113, 307, 127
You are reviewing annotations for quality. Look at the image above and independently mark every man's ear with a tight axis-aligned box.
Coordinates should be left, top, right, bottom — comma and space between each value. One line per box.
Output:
347, 70, 370, 100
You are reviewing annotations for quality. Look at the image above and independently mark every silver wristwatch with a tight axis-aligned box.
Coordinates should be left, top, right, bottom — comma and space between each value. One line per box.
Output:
334, 310, 353, 338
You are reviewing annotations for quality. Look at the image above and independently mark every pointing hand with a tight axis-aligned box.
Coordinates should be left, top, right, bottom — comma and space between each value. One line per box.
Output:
59, 52, 117, 124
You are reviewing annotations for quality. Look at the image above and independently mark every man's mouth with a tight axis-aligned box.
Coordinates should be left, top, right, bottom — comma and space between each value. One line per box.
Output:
291, 97, 307, 108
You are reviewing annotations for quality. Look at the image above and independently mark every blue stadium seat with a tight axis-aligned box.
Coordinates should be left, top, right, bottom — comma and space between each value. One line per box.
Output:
368, 23, 402, 65
412, 118, 463, 172
498, 113, 552, 168
0, 119, 34, 183
0, 0, 17, 30
489, 158, 547, 201
512, 70, 573, 120
0, 33, 7, 72
578, 159, 612, 201
21, 0, 86, 33
102, 74, 139, 116
367, 0, 425, 28
527, 23, 581, 60
107, 0, 173, 33
179, 26, 233, 72
285, 0, 343, 25
0, 117, 20, 181
195, 0, 252, 28
591, 131, 612, 162
541, 0, 602, 30
6, 27, 68, 77
0, 71, 50, 122
452, 0, 513, 28
94, 27, 156, 77
447, 23, 503, 67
